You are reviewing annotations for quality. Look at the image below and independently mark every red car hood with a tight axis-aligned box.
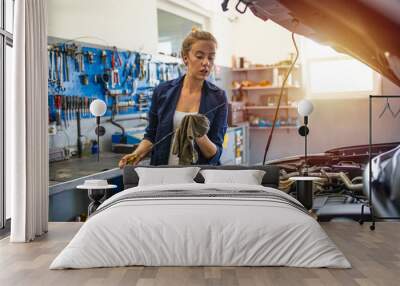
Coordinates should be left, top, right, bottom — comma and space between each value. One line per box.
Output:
246, 0, 400, 86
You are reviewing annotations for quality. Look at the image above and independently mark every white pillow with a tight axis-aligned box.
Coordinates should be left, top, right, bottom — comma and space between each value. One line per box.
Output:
135, 167, 200, 186
200, 169, 266, 185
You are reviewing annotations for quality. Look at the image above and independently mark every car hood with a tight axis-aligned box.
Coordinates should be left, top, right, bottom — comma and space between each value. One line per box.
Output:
245, 0, 400, 86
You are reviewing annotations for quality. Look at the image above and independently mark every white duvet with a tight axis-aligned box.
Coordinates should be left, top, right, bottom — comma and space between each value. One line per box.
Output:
50, 183, 351, 269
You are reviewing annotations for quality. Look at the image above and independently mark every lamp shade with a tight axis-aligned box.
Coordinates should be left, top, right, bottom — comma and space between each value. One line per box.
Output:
297, 99, 314, 116
89, 99, 107, 117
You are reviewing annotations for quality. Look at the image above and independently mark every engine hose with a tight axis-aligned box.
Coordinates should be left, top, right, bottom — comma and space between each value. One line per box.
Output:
320, 170, 363, 191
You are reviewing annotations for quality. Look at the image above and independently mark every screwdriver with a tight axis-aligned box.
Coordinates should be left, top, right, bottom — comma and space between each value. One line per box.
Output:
62, 95, 68, 128
84, 96, 89, 116
54, 95, 62, 126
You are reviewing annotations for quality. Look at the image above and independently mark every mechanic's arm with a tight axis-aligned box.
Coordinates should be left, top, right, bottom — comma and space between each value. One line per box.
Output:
195, 135, 217, 159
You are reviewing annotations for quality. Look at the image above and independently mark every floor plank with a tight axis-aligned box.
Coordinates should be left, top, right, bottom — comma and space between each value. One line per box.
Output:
0, 222, 399, 286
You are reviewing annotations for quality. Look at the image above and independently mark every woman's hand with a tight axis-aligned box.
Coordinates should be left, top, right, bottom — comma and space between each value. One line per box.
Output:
118, 139, 153, 169
118, 152, 141, 169
194, 134, 217, 159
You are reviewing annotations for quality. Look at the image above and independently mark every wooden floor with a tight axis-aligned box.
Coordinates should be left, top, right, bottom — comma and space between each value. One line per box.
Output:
0, 222, 399, 286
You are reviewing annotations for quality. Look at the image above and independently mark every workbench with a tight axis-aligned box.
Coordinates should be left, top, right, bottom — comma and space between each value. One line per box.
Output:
49, 152, 149, 222
49, 152, 125, 187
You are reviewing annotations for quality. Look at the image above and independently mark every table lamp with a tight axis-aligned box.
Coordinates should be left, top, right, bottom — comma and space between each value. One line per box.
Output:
297, 99, 314, 175
89, 99, 107, 161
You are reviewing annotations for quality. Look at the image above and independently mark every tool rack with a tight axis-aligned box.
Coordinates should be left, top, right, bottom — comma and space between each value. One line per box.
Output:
47, 38, 184, 128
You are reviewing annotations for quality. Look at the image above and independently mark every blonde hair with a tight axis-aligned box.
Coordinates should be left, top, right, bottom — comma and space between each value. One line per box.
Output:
181, 27, 217, 59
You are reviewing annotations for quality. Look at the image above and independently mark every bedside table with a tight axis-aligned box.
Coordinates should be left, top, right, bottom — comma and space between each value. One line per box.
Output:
288, 176, 322, 210
77, 181, 117, 216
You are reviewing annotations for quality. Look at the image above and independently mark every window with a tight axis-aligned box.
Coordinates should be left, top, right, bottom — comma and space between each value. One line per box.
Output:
1, 0, 14, 231
303, 38, 379, 98
157, 9, 202, 56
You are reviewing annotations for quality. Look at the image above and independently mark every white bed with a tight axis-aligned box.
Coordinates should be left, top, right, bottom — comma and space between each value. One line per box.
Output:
50, 183, 351, 269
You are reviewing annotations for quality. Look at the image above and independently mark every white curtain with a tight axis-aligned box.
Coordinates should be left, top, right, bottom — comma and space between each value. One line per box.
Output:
8, 0, 49, 242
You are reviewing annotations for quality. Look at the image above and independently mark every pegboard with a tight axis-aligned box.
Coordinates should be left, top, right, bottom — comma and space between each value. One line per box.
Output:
48, 39, 184, 126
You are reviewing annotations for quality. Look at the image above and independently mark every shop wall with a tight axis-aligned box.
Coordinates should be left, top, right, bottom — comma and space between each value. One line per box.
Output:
47, 0, 234, 67
232, 12, 298, 65
47, 0, 159, 55
250, 78, 400, 163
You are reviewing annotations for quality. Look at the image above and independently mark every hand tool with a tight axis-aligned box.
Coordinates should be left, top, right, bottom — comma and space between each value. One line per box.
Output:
111, 49, 120, 88
60, 49, 64, 83
113, 69, 120, 86
48, 96, 53, 123
75, 96, 80, 118
101, 50, 107, 64
53, 49, 58, 82
71, 96, 76, 120
102, 70, 110, 90
123, 62, 129, 77
76, 52, 84, 72
84, 96, 89, 116
54, 95, 62, 126
81, 52, 85, 72
78, 95, 83, 114
111, 51, 116, 88
88, 97, 93, 118
55, 49, 59, 87
113, 46, 122, 67
80, 74, 89, 85
135, 54, 142, 80
48, 48, 52, 81
80, 96, 85, 116
65, 96, 72, 122
74, 52, 79, 72
86, 51, 94, 64
62, 95, 68, 128
64, 46, 69, 81
139, 59, 145, 80
49, 49, 54, 82
111, 49, 115, 69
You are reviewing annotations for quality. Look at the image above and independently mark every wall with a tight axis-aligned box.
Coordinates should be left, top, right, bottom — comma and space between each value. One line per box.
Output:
250, 78, 400, 163
308, 79, 400, 155
47, 0, 235, 67
232, 13, 298, 65
158, 0, 236, 67
47, 0, 158, 55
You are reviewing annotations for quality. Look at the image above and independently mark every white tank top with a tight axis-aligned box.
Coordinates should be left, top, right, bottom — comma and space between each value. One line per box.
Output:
168, 110, 197, 165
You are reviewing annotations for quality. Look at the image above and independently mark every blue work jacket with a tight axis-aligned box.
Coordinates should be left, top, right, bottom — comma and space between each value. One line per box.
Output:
143, 75, 228, 165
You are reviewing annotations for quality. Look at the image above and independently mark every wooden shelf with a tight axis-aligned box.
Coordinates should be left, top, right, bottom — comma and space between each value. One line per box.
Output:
249, 126, 297, 130
232, 85, 301, 91
232, 65, 300, 72
232, 63, 303, 136
246, 105, 297, 110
